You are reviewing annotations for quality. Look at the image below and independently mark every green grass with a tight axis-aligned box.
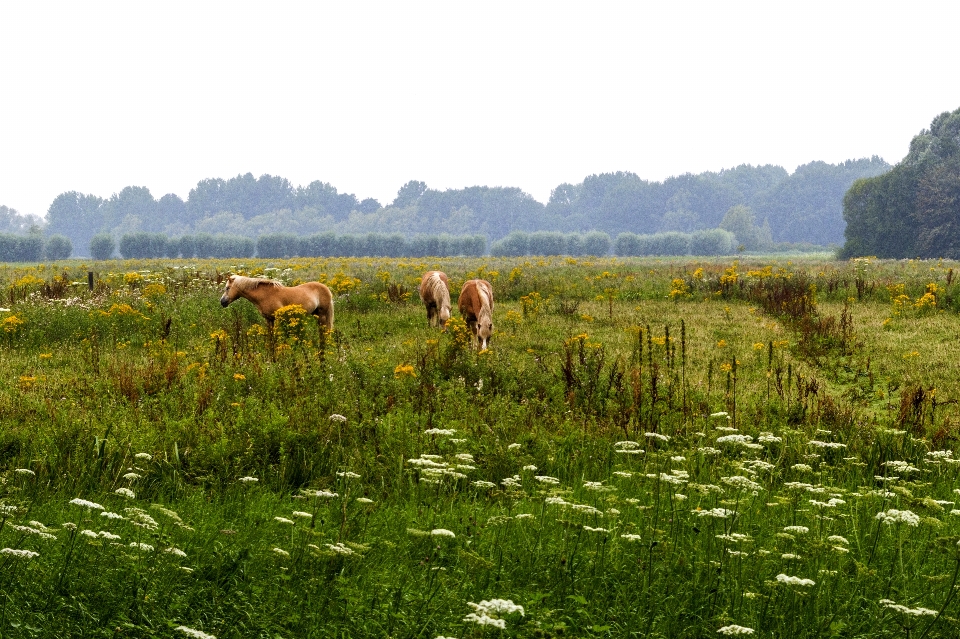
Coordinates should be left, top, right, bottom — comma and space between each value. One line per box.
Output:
2, 256, 960, 637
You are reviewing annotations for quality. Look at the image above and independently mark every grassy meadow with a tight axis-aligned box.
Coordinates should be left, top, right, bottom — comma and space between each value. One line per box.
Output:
3, 254, 960, 638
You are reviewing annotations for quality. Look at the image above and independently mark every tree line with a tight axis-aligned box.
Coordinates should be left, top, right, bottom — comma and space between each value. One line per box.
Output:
840, 107, 960, 259
0, 159, 890, 259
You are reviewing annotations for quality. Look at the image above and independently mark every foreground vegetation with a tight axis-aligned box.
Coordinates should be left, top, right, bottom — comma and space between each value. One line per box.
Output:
2, 255, 960, 638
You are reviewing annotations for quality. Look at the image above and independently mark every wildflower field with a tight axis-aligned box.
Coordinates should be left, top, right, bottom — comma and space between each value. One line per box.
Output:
3, 255, 960, 638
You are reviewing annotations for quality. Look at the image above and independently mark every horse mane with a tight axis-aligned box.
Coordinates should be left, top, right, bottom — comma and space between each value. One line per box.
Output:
230, 275, 282, 292
475, 284, 492, 323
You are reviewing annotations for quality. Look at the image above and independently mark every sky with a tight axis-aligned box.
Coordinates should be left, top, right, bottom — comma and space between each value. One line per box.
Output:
3, 2, 959, 218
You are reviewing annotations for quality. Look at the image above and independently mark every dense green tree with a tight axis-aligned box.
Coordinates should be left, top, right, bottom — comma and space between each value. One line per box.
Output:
157, 193, 188, 229
43, 235, 73, 261
689, 229, 737, 256
0, 205, 43, 234
119, 232, 168, 258
357, 198, 381, 214
392, 180, 427, 208
294, 181, 358, 221
89, 233, 115, 260
0, 233, 43, 262
841, 107, 960, 258
760, 158, 889, 245
47, 192, 107, 257
719, 205, 770, 251
103, 186, 158, 232
257, 233, 300, 258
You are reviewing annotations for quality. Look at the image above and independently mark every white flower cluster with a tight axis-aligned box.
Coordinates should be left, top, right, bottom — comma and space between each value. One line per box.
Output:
324, 542, 355, 555
175, 625, 217, 639
423, 428, 456, 436
583, 481, 613, 492
810, 498, 845, 508
693, 508, 737, 519
716, 533, 751, 543
716, 434, 762, 450
11, 524, 56, 540
328, 414, 347, 423
501, 475, 522, 488
717, 624, 755, 635
69, 498, 105, 510
614, 441, 643, 454
1, 548, 39, 559
884, 460, 920, 474
124, 508, 159, 531
302, 489, 339, 499
757, 432, 782, 444
776, 573, 815, 587
879, 599, 937, 616
644, 432, 670, 442
721, 476, 762, 492
875, 509, 920, 526
431, 528, 456, 538
463, 599, 524, 629
808, 440, 847, 449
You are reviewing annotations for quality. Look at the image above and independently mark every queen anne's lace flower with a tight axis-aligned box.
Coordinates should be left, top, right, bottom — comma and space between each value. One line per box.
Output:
875, 509, 920, 526
175, 626, 217, 639
776, 573, 815, 586
69, 498, 104, 510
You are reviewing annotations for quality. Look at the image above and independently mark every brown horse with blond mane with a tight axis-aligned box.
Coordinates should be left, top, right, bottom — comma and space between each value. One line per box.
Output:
219, 274, 334, 331
419, 270, 451, 330
457, 279, 494, 349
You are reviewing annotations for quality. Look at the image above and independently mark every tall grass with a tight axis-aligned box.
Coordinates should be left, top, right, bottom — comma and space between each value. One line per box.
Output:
1, 256, 960, 637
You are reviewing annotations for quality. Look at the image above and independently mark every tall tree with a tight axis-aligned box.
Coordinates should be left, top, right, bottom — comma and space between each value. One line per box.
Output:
841, 107, 960, 258
391, 180, 427, 208
46, 191, 106, 257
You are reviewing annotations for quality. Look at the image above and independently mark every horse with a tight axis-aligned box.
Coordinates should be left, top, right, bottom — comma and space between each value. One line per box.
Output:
457, 279, 494, 349
419, 270, 451, 330
219, 274, 334, 331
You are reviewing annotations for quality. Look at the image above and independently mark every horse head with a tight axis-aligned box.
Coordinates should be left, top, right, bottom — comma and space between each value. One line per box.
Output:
477, 317, 493, 349
220, 275, 239, 307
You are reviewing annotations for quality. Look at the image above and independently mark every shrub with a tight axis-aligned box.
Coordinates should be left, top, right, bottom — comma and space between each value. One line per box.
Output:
690, 229, 737, 256
490, 231, 529, 257
0, 233, 43, 262
43, 234, 73, 261
89, 233, 116, 260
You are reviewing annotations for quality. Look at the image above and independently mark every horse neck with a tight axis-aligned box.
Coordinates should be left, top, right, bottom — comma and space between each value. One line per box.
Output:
236, 280, 268, 304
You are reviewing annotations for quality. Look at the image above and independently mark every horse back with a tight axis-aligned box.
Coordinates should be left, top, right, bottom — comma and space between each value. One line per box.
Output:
458, 279, 492, 317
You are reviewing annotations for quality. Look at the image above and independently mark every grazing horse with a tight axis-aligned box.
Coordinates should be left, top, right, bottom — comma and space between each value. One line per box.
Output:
419, 270, 451, 330
219, 274, 334, 331
457, 279, 494, 349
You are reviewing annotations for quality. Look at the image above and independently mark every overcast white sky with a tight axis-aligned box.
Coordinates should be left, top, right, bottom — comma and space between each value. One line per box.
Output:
2, 2, 959, 218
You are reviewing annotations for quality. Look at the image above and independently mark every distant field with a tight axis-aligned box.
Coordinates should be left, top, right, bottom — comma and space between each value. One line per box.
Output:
2, 255, 960, 638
